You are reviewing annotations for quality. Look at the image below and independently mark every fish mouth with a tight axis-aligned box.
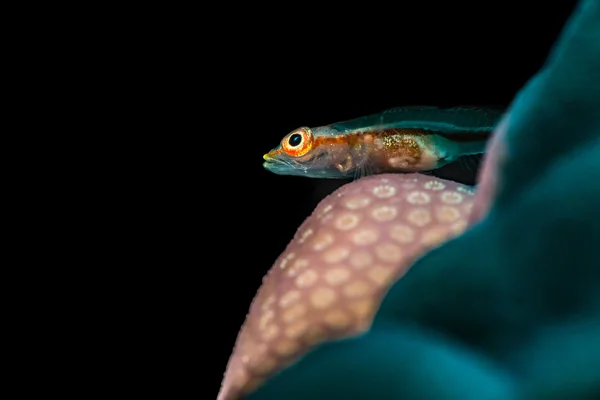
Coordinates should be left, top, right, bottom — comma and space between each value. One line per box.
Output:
262, 153, 348, 178
262, 159, 297, 175
262, 154, 308, 176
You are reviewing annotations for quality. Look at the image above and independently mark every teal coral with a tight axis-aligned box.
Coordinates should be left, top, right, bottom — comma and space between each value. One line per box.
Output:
247, 0, 600, 398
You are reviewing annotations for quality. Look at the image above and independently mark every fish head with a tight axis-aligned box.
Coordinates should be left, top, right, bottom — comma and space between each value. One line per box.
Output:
263, 126, 351, 178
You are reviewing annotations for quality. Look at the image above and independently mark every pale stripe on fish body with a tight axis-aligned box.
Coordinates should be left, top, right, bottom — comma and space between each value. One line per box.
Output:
262, 106, 504, 179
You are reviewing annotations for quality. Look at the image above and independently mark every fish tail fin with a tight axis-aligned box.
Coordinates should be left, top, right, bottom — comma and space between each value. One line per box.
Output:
457, 139, 487, 156
434, 132, 488, 166
353, 157, 376, 181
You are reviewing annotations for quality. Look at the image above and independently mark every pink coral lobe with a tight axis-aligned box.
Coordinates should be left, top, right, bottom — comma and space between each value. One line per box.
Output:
218, 173, 476, 400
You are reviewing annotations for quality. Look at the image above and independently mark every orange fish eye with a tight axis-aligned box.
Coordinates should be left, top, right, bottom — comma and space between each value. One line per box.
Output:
281, 127, 313, 157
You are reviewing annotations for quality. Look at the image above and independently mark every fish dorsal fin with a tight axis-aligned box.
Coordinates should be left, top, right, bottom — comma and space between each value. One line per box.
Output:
331, 106, 505, 134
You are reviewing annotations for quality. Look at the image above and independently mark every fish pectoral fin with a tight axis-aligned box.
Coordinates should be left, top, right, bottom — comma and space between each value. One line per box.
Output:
336, 155, 354, 173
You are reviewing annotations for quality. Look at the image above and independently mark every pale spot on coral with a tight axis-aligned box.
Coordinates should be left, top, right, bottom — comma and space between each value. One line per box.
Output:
343, 280, 371, 298
344, 195, 371, 209
371, 205, 398, 222
373, 184, 397, 198
322, 246, 350, 263
274, 339, 299, 357
285, 320, 308, 339
287, 258, 309, 277
311, 232, 334, 251
435, 205, 461, 223
407, 208, 432, 227
424, 180, 445, 191
279, 290, 301, 308
351, 227, 379, 246
259, 309, 274, 330
261, 295, 275, 312
237, 336, 259, 357
317, 204, 334, 218
310, 287, 337, 309
334, 213, 360, 231
421, 227, 450, 246
296, 270, 318, 288
349, 250, 373, 269
451, 220, 468, 235
320, 213, 334, 224
279, 258, 289, 270
298, 228, 313, 244
368, 266, 395, 285
441, 191, 464, 204
324, 310, 351, 329
457, 186, 475, 195
282, 303, 306, 323
324, 267, 351, 285
407, 191, 431, 205
348, 299, 376, 319
389, 224, 415, 243
241, 344, 268, 379
374, 243, 404, 263
261, 324, 279, 341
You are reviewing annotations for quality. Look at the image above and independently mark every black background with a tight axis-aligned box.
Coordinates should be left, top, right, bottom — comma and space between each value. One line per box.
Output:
204, 4, 578, 397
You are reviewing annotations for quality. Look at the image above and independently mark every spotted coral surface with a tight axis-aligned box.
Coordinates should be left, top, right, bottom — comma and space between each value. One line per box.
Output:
218, 174, 476, 400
